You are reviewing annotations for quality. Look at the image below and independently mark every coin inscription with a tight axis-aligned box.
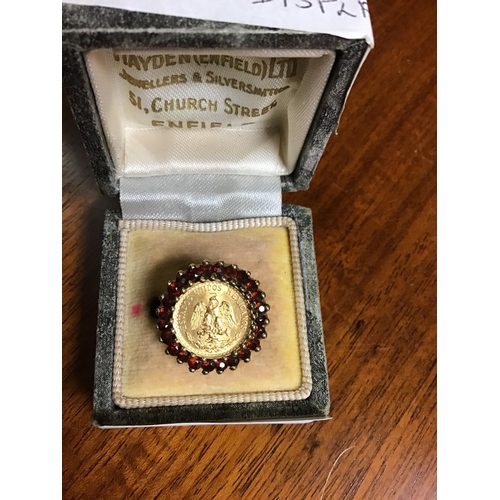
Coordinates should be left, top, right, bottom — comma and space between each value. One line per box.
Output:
172, 281, 251, 358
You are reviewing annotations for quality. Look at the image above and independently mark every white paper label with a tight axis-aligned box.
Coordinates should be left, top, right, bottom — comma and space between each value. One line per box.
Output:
63, 0, 374, 47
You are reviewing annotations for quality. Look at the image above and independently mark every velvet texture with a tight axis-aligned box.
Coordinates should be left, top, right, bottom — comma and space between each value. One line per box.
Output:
114, 221, 308, 407
62, 3, 369, 196
93, 205, 329, 426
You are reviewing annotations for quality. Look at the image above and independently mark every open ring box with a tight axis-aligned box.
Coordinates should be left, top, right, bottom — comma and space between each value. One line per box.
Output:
62, 4, 370, 427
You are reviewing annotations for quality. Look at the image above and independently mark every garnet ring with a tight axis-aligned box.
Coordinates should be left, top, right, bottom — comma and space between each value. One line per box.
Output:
156, 261, 270, 374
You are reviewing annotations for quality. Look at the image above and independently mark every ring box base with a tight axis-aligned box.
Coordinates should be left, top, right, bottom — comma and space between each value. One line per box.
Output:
94, 204, 329, 427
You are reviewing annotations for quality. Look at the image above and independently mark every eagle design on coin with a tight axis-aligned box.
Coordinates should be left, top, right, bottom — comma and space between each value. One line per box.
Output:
191, 295, 238, 342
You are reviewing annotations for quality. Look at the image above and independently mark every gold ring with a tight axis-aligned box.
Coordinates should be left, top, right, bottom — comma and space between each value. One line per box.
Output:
156, 261, 269, 374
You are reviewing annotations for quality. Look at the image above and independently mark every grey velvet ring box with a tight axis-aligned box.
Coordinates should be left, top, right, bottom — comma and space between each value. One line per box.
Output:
62, 4, 369, 427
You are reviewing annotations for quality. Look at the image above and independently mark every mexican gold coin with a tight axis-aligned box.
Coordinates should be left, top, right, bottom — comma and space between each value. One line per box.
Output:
172, 281, 251, 359
156, 261, 270, 374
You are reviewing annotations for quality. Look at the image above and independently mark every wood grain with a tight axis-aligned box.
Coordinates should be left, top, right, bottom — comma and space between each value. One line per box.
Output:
62, 0, 436, 497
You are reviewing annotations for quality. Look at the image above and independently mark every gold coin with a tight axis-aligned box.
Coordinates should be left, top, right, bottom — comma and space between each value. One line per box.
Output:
172, 280, 251, 359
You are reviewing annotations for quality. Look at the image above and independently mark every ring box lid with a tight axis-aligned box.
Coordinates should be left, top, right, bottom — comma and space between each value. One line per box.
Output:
62, 3, 370, 201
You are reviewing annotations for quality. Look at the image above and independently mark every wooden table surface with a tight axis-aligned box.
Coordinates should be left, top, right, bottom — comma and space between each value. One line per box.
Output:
62, 1, 436, 498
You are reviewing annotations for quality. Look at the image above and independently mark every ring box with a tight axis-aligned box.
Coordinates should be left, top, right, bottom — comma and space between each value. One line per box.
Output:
62, 3, 370, 427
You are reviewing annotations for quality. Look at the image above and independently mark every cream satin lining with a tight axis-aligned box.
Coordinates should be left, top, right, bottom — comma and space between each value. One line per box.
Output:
120, 175, 282, 221
85, 48, 335, 177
